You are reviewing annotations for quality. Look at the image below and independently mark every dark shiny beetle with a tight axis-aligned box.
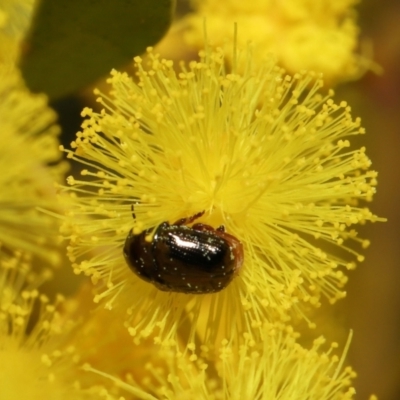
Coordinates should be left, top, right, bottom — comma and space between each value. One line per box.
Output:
123, 210, 244, 294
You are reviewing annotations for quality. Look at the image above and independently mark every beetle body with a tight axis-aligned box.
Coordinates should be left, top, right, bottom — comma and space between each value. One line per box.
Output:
123, 212, 243, 294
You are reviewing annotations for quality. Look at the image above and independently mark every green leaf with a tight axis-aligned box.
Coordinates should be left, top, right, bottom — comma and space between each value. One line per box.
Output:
19, 0, 175, 100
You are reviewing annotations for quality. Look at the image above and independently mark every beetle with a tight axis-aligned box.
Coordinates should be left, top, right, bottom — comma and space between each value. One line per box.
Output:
123, 209, 244, 294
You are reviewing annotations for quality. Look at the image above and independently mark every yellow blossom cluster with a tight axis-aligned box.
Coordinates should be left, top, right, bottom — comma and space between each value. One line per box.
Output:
0, 1, 384, 399
0, 67, 67, 265
0, 251, 129, 399
85, 323, 357, 400
182, 0, 369, 84
60, 45, 380, 347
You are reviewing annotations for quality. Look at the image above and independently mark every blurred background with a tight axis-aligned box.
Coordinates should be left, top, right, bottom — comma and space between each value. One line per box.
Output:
340, 1, 400, 399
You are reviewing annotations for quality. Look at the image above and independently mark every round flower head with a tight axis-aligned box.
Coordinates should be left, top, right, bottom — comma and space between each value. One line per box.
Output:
182, 0, 370, 84
84, 323, 357, 400
0, 250, 123, 400
0, 68, 67, 266
60, 44, 380, 345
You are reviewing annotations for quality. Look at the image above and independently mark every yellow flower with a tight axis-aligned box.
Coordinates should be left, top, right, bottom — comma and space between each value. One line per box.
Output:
0, 68, 67, 265
183, 0, 369, 84
60, 45, 380, 345
85, 322, 357, 399
0, 250, 122, 400
61, 283, 164, 387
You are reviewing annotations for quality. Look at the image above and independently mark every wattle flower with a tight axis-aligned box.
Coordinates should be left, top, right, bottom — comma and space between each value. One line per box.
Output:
60, 44, 381, 345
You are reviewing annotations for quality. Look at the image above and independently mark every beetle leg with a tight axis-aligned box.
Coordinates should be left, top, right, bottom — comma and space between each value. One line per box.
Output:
174, 210, 205, 226
192, 223, 225, 233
